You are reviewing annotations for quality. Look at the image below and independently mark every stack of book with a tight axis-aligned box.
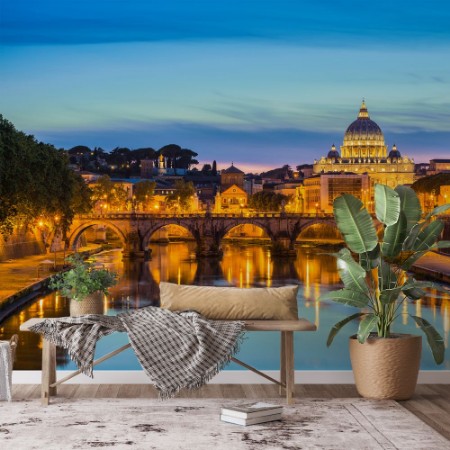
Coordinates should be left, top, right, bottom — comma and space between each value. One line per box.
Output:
220, 402, 283, 426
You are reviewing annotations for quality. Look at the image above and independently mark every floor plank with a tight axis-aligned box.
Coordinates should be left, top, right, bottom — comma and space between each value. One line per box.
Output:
11, 383, 450, 441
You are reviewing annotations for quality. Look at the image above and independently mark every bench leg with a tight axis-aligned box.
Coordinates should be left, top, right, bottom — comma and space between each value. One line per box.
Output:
283, 331, 294, 404
279, 332, 286, 395
41, 339, 57, 406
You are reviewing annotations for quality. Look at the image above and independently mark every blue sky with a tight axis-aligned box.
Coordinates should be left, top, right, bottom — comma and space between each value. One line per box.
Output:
1, 1, 449, 172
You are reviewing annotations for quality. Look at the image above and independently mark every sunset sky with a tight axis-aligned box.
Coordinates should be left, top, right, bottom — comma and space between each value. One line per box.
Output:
1, 1, 449, 172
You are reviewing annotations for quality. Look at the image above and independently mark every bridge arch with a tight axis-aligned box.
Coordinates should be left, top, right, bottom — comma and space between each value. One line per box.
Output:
221, 220, 276, 242
295, 219, 341, 242
142, 220, 197, 250
68, 220, 127, 250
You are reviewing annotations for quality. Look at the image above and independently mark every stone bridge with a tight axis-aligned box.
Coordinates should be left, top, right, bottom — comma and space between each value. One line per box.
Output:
67, 212, 337, 258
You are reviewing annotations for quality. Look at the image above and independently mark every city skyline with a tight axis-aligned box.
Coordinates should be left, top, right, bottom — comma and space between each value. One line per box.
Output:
1, 1, 450, 173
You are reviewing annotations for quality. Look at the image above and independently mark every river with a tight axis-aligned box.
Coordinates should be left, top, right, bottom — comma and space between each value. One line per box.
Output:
1, 242, 449, 371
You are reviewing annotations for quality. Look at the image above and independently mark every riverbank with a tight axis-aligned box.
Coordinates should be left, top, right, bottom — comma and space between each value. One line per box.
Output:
0, 245, 102, 321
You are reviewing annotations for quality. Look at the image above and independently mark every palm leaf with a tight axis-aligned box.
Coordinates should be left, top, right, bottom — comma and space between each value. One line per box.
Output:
375, 184, 400, 226
381, 211, 407, 258
333, 194, 378, 254
357, 314, 378, 343
319, 289, 370, 308
394, 185, 422, 233
410, 315, 445, 365
412, 220, 444, 252
335, 248, 369, 294
327, 312, 367, 347
425, 204, 450, 220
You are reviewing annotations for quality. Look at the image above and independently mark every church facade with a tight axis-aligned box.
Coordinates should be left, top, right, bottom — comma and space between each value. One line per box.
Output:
313, 101, 415, 188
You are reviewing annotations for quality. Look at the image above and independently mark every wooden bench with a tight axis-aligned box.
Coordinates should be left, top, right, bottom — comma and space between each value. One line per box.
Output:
20, 318, 316, 405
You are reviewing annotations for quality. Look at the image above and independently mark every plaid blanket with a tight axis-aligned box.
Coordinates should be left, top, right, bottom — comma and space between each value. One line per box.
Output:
30, 307, 245, 399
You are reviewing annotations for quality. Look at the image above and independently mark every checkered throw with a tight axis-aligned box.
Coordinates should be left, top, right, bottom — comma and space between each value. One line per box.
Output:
30, 307, 245, 399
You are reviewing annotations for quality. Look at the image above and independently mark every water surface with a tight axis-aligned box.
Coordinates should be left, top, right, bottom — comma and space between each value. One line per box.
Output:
1, 243, 449, 371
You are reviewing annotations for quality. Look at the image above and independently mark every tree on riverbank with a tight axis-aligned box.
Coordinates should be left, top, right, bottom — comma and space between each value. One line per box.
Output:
0, 115, 92, 236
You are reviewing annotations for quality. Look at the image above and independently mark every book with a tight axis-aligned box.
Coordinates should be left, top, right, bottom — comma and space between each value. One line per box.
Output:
220, 402, 283, 419
220, 412, 282, 426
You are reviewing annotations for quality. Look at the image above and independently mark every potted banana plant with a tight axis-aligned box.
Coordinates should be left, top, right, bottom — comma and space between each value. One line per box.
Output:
321, 184, 450, 400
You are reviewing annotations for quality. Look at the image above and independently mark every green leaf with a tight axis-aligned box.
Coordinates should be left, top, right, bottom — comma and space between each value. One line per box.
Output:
327, 312, 367, 347
402, 278, 427, 300
379, 287, 402, 305
394, 185, 422, 234
402, 278, 450, 297
378, 258, 397, 291
412, 220, 444, 252
400, 250, 428, 270
357, 314, 378, 343
334, 248, 369, 294
359, 244, 380, 272
375, 184, 401, 226
402, 222, 423, 251
425, 204, 450, 220
320, 289, 370, 308
434, 240, 450, 249
381, 211, 407, 258
410, 315, 445, 365
333, 194, 378, 254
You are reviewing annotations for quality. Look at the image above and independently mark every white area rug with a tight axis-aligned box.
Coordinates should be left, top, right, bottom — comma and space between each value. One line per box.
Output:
0, 398, 448, 450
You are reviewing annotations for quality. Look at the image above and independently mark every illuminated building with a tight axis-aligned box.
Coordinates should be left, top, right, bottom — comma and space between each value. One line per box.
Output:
313, 101, 415, 189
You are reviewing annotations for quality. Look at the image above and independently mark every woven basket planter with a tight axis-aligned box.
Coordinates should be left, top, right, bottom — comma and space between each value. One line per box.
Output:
349, 334, 421, 400
70, 292, 104, 316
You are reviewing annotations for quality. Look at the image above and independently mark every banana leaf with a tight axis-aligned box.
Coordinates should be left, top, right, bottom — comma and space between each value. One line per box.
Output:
375, 184, 400, 226
425, 204, 450, 220
333, 194, 378, 254
402, 278, 427, 300
357, 314, 378, 343
395, 185, 422, 234
327, 312, 367, 347
410, 315, 445, 365
400, 249, 428, 270
381, 211, 407, 258
402, 222, 423, 251
412, 220, 444, 252
359, 244, 380, 272
335, 248, 369, 294
402, 278, 450, 297
378, 258, 397, 290
379, 287, 402, 305
319, 288, 370, 308
433, 240, 450, 249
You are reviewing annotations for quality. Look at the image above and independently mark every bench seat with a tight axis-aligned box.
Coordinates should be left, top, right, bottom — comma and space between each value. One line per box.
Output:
20, 317, 316, 405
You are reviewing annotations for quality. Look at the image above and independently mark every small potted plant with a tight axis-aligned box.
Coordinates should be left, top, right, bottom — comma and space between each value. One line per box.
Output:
49, 254, 118, 316
321, 184, 450, 400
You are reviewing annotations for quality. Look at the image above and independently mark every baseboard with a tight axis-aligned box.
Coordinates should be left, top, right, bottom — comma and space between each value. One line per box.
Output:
12, 370, 450, 384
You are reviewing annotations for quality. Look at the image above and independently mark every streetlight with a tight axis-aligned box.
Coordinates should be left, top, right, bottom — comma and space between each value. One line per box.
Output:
315, 202, 319, 217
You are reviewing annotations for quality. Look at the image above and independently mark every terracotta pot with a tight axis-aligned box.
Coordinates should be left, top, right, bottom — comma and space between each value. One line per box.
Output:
70, 292, 104, 316
349, 333, 421, 400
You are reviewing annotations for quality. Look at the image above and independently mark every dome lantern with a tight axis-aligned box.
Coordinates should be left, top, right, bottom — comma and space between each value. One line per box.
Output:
340, 100, 387, 159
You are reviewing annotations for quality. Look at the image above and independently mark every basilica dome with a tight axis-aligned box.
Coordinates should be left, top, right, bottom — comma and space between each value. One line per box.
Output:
388, 144, 401, 159
340, 101, 387, 159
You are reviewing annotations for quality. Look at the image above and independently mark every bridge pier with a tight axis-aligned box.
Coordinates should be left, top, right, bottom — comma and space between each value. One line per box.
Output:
196, 236, 223, 258
271, 238, 297, 258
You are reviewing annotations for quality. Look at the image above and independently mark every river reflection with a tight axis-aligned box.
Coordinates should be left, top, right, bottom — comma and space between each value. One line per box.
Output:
1, 242, 449, 371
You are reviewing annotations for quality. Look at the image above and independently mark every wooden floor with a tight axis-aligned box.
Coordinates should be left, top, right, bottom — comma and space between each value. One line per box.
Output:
12, 383, 450, 441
